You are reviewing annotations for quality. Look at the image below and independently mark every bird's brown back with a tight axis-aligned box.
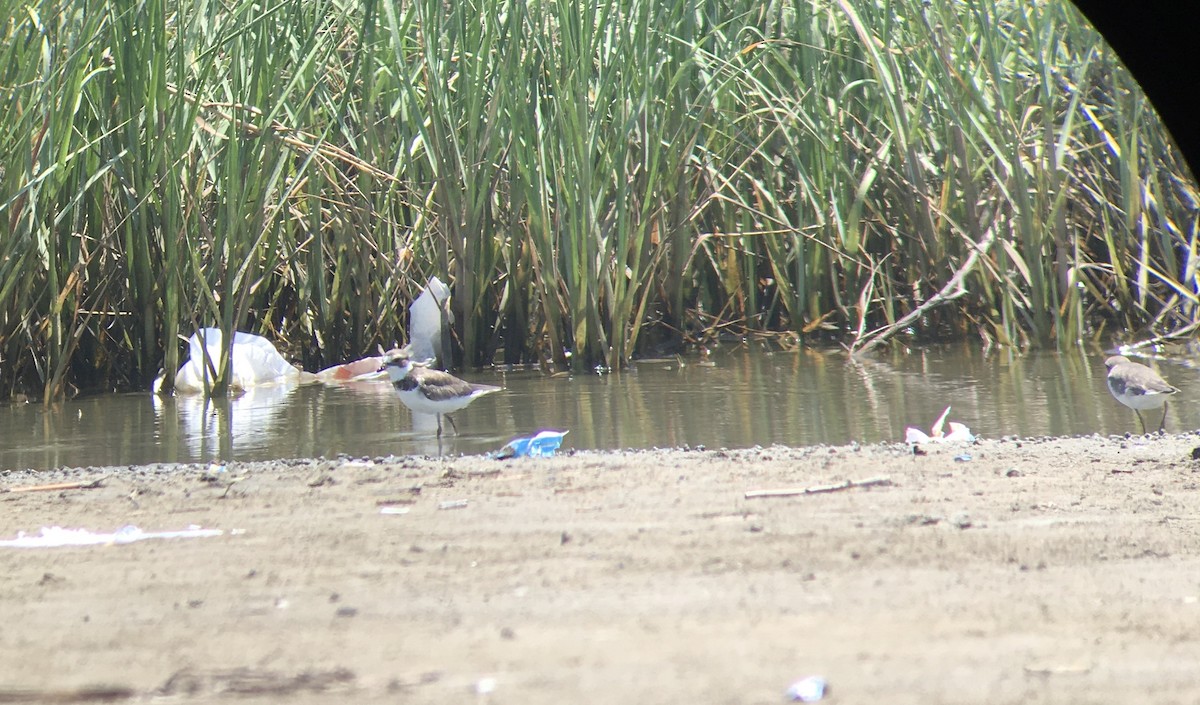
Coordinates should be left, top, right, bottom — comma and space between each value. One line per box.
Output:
409, 366, 500, 401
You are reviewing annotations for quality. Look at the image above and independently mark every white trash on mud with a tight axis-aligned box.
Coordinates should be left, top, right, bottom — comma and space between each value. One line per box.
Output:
0, 525, 227, 548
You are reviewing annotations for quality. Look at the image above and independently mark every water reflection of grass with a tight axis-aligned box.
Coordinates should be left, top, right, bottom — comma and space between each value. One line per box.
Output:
1, 0, 1194, 401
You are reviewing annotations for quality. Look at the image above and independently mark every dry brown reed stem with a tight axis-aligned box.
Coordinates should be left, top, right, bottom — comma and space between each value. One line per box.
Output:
166, 84, 398, 184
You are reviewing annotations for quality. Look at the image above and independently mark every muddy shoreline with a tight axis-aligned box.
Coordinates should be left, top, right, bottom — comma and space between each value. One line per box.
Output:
3, 434, 1200, 703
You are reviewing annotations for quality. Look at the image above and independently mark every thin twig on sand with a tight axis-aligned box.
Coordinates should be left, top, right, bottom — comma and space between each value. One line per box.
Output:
744, 476, 892, 499
3, 476, 108, 494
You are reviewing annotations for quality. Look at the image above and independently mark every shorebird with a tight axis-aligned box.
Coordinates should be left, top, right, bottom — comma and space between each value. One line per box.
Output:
382, 349, 501, 437
1105, 355, 1180, 433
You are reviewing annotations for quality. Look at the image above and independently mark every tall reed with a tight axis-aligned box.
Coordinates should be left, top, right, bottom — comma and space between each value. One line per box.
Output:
0, 0, 1195, 399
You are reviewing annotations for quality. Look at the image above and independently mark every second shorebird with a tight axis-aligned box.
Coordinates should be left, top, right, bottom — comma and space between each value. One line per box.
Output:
1104, 355, 1180, 433
383, 349, 501, 437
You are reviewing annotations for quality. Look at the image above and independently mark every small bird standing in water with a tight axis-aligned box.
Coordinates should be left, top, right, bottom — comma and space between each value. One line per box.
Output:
382, 348, 501, 437
1104, 355, 1180, 433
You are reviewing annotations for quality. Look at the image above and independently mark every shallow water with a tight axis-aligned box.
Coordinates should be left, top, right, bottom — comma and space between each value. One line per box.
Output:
1, 344, 1196, 472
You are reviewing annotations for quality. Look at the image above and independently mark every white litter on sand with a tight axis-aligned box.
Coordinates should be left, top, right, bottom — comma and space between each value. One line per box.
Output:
786, 675, 827, 702
905, 405, 975, 444
0, 525, 224, 548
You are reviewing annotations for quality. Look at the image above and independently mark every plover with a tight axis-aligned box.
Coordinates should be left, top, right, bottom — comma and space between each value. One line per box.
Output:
1104, 354, 1180, 433
382, 349, 501, 437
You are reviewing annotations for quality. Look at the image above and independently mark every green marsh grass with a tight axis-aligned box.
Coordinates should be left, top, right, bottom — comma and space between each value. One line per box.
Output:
0, 0, 1196, 400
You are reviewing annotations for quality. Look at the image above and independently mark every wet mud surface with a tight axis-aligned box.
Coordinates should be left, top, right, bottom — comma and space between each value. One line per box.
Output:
3, 434, 1200, 703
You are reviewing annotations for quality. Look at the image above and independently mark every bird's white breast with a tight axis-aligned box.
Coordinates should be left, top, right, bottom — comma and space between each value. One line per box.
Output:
396, 386, 482, 414
1108, 379, 1174, 410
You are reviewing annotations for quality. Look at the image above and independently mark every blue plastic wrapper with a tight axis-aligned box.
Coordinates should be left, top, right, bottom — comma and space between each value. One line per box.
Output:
494, 430, 568, 459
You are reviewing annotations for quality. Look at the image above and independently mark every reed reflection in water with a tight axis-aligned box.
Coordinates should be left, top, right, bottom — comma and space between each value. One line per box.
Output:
0, 345, 1195, 472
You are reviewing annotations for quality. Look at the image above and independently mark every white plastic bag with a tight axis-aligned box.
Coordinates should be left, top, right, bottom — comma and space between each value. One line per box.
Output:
408, 276, 452, 365
904, 405, 975, 443
159, 328, 300, 394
